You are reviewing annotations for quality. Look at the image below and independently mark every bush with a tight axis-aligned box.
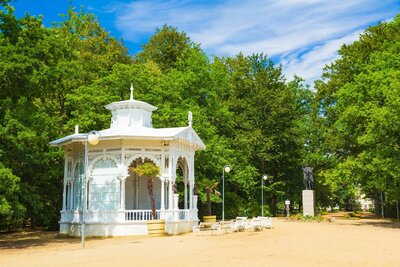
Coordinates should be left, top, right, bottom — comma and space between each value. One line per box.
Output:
0, 165, 26, 230
296, 213, 303, 220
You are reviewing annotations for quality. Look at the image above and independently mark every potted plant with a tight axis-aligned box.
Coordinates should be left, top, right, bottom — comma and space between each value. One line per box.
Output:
132, 162, 165, 236
198, 178, 221, 223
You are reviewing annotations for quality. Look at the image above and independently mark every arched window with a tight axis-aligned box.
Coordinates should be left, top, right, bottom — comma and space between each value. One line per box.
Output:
73, 161, 84, 210
89, 159, 119, 210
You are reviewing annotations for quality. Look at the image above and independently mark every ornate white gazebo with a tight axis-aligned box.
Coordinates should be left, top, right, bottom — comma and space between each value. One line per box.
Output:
50, 86, 205, 236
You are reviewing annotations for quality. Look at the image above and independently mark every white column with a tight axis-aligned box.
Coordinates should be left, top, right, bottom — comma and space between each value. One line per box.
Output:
168, 180, 174, 210
70, 181, 74, 210
189, 181, 194, 210
165, 180, 169, 209
120, 176, 127, 210
87, 179, 91, 210
160, 152, 166, 211
65, 183, 69, 210
62, 182, 67, 211
120, 147, 127, 211
189, 154, 194, 210
184, 179, 188, 210
62, 158, 68, 211
160, 177, 165, 210
168, 153, 174, 210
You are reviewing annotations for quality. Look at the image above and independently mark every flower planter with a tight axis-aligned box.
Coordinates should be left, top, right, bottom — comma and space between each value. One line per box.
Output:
147, 219, 166, 237
202, 215, 217, 228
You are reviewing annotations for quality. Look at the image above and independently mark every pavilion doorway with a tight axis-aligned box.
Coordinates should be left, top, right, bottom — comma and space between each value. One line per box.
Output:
125, 159, 161, 210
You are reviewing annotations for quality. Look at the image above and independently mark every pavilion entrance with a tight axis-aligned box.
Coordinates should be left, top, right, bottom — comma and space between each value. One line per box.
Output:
125, 159, 161, 211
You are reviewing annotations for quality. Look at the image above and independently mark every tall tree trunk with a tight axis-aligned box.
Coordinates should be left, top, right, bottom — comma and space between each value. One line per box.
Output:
147, 178, 156, 219
206, 188, 211, 215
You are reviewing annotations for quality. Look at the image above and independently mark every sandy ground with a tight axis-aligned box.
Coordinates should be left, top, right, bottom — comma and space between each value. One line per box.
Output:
1, 214, 400, 267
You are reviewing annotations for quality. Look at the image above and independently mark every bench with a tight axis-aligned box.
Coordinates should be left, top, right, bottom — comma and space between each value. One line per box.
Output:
193, 222, 221, 235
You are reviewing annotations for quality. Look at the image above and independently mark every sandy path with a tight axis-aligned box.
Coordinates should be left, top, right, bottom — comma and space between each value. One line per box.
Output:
1, 217, 399, 267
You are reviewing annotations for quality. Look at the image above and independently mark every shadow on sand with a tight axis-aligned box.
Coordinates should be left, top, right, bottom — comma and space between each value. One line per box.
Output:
350, 219, 400, 229
332, 213, 400, 229
0, 229, 78, 250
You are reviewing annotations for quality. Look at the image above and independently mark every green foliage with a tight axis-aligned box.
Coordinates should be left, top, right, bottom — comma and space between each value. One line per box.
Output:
197, 178, 221, 216
0, 4, 130, 230
132, 162, 160, 218
136, 25, 194, 71
312, 14, 400, 215
0, 164, 25, 229
132, 163, 161, 177
0, 2, 315, 229
221, 53, 311, 216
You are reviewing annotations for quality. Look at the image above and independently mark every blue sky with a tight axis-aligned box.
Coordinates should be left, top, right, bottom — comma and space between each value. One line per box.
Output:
11, 0, 400, 85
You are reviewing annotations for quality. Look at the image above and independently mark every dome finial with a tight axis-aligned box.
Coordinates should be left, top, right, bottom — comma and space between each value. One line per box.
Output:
130, 83, 134, 100
188, 111, 193, 127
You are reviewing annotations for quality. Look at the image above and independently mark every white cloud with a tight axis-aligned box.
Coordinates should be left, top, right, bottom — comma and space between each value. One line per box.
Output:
281, 30, 363, 86
108, 0, 399, 83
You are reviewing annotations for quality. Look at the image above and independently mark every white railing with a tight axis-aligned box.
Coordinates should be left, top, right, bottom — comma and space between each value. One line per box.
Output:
86, 210, 124, 223
124, 209, 196, 221
61, 209, 198, 223
60, 210, 74, 222
125, 210, 160, 221
179, 209, 191, 220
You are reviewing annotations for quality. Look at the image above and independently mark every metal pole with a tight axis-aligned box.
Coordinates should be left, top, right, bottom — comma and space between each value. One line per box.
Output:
381, 191, 384, 219
222, 168, 225, 222
81, 136, 88, 248
396, 200, 399, 220
261, 177, 264, 217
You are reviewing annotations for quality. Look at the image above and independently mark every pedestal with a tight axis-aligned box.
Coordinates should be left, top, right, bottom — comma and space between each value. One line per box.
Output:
173, 193, 179, 221
173, 193, 179, 210
193, 195, 198, 210
302, 190, 315, 217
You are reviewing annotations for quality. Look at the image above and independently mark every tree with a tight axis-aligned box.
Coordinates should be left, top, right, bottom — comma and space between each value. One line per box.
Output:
313, 14, 400, 214
0, 163, 25, 230
132, 162, 161, 218
0, 3, 131, 229
197, 178, 221, 216
222, 53, 311, 215
136, 25, 194, 71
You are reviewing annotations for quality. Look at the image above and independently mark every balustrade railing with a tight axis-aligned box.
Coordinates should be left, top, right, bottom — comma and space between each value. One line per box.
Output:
124, 209, 194, 221
61, 209, 197, 223
125, 210, 160, 221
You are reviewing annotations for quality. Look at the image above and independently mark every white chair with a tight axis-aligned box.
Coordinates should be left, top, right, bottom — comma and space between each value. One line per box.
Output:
235, 217, 247, 232
245, 218, 263, 231
258, 216, 272, 229
210, 222, 221, 235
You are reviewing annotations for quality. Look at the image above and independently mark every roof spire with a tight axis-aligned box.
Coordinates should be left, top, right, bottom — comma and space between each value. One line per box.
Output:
188, 111, 193, 127
130, 83, 134, 100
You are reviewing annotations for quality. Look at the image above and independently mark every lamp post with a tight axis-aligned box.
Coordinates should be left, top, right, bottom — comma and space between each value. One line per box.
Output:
261, 174, 268, 217
222, 165, 231, 222
82, 130, 101, 248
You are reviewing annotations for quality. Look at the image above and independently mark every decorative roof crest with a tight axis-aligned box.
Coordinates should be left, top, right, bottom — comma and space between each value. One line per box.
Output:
130, 83, 134, 101
188, 111, 193, 127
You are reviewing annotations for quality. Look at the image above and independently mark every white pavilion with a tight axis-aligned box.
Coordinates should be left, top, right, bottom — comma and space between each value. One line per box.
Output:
50, 86, 205, 236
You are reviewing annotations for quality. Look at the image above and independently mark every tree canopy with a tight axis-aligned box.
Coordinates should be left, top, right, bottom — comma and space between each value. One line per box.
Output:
312, 14, 400, 215
3, 2, 399, 231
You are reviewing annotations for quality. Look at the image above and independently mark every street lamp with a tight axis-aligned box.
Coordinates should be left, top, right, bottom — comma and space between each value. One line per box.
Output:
82, 130, 101, 248
261, 174, 268, 217
222, 165, 231, 222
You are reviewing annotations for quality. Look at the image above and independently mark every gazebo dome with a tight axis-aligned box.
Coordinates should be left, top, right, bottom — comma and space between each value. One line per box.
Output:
105, 84, 157, 128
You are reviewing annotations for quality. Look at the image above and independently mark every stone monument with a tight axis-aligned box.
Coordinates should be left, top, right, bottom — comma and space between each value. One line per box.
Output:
302, 167, 315, 217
